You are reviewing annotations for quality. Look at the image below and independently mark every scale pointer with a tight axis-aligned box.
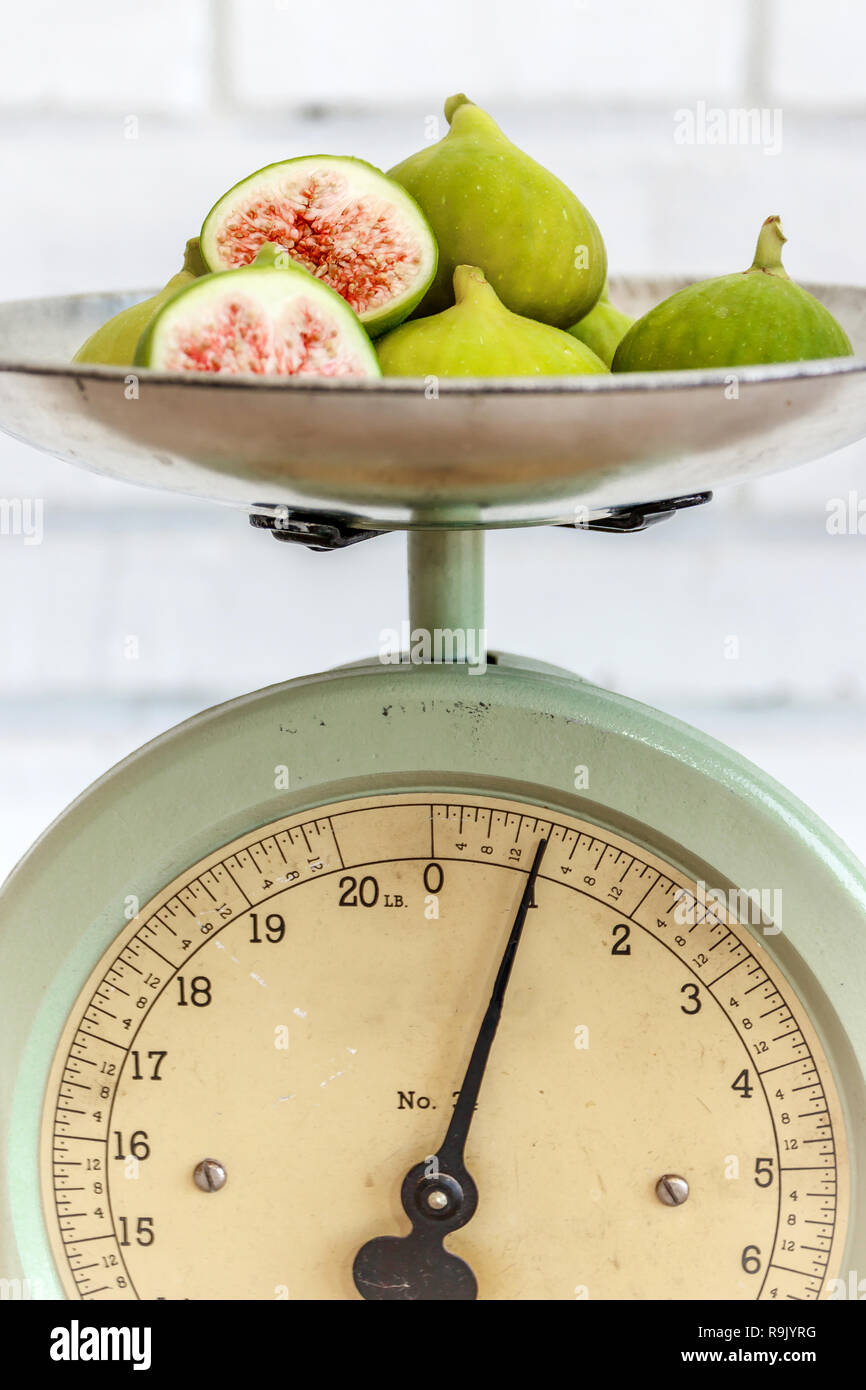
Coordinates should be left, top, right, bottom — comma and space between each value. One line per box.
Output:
352, 835, 549, 1301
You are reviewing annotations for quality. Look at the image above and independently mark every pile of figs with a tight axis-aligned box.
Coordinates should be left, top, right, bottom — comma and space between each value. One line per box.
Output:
76, 94, 853, 379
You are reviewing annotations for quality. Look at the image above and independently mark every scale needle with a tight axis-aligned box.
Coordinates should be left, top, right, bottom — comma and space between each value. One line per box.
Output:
352, 835, 549, 1301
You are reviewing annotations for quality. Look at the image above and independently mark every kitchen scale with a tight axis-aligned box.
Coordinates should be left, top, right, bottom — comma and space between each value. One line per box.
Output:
1, 275, 865, 1303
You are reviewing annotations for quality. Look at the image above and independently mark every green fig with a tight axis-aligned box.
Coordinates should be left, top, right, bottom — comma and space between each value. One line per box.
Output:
134, 245, 380, 378
612, 216, 852, 373
73, 238, 205, 365
376, 265, 608, 378
567, 279, 634, 367
199, 155, 438, 337
389, 94, 606, 328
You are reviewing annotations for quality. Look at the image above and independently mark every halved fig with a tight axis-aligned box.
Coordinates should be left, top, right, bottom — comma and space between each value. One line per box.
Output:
200, 156, 438, 337
134, 253, 381, 377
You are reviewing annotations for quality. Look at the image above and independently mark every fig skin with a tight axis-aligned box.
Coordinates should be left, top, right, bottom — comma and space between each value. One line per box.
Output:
73, 238, 205, 365
568, 279, 634, 367
389, 95, 607, 329
376, 265, 608, 378
612, 216, 853, 373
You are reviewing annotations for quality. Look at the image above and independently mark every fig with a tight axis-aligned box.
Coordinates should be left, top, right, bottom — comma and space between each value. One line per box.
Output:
73, 238, 205, 365
612, 216, 853, 373
388, 94, 606, 328
134, 245, 381, 378
567, 279, 634, 367
376, 265, 607, 378
199, 156, 437, 337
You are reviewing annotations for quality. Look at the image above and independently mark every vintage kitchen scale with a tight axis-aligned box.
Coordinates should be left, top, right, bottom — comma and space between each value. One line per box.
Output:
0, 275, 865, 1303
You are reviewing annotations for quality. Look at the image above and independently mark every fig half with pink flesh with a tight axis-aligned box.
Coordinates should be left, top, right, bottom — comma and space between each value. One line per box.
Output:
199, 156, 438, 337
134, 248, 381, 377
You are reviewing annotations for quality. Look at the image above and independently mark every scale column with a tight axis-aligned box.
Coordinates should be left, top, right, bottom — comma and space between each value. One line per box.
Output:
407, 530, 485, 664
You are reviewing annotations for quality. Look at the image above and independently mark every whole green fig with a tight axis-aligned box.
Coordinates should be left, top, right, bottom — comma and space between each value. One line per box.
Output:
612, 217, 852, 372
567, 280, 634, 367
376, 265, 607, 377
389, 95, 607, 328
74, 238, 206, 365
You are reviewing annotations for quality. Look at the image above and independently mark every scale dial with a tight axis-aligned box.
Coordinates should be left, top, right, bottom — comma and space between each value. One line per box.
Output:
42, 792, 848, 1301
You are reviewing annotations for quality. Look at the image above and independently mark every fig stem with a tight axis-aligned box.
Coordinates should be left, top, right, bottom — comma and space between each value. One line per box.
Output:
751, 216, 789, 277
183, 238, 208, 277
453, 264, 498, 307
253, 241, 291, 270
444, 93, 472, 124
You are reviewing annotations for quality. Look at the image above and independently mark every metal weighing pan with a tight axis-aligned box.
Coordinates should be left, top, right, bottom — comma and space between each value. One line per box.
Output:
0, 276, 863, 529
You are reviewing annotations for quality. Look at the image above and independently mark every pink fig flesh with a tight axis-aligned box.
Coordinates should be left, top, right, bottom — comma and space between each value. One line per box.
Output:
135, 263, 382, 377
200, 157, 438, 334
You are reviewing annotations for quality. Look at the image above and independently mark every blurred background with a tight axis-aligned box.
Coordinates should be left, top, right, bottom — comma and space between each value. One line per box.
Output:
0, 0, 865, 880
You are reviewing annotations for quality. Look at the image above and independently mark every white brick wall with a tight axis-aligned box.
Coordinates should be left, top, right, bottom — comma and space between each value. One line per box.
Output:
0, 1, 210, 112
1, 0, 862, 114
768, 0, 866, 109
226, 0, 751, 107
1, 0, 866, 880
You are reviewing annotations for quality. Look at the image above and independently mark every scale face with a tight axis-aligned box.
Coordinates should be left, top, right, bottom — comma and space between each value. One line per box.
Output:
1, 282, 865, 1303
40, 791, 849, 1302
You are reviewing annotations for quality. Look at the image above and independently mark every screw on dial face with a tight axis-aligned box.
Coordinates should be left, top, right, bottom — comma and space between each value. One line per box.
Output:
40, 795, 849, 1301
352, 837, 548, 1300
655, 1174, 689, 1207
193, 1159, 227, 1193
